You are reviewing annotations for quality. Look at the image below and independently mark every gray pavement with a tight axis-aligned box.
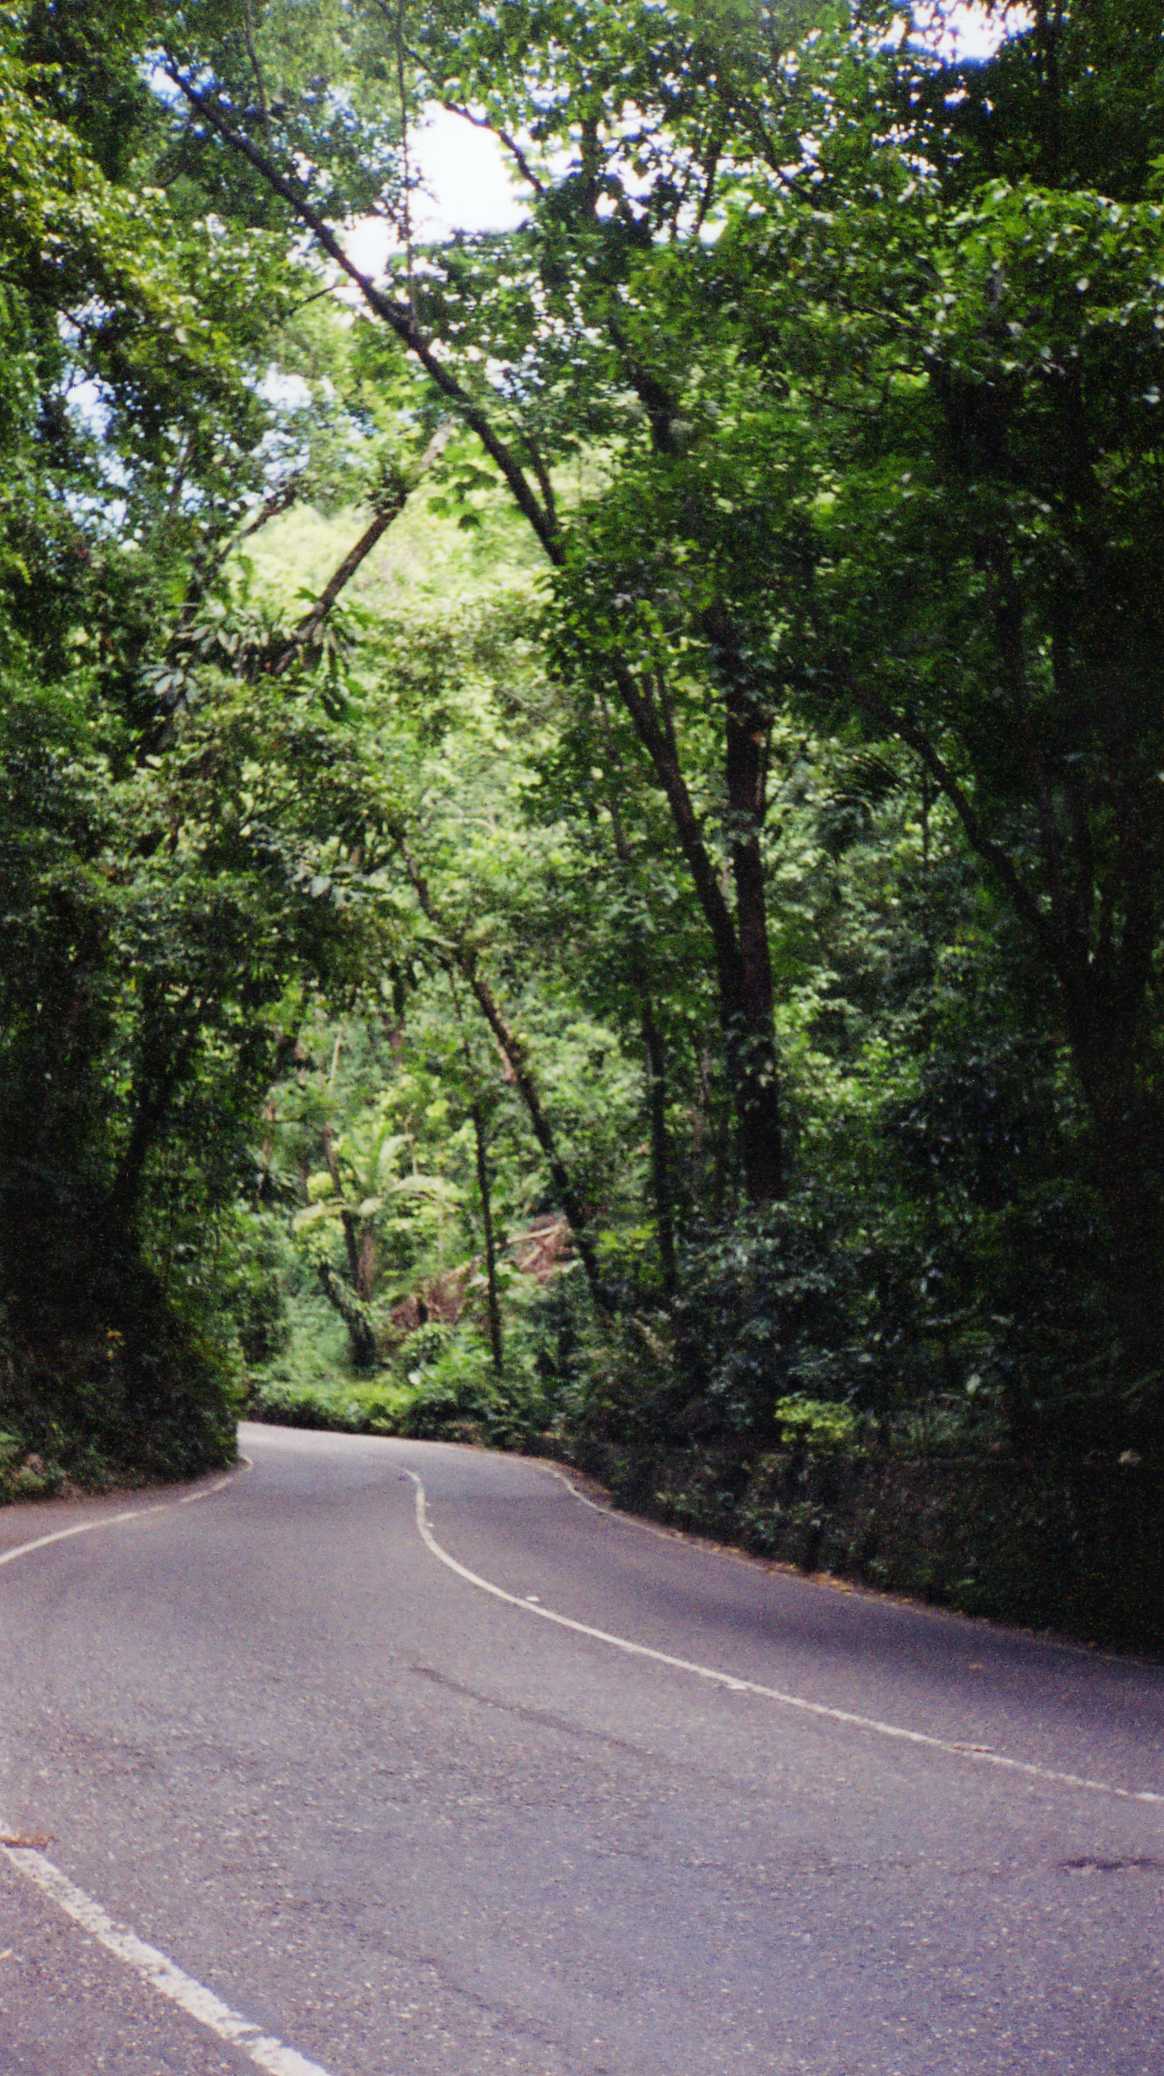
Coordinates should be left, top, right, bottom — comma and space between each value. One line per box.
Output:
1, 1422, 1162, 2075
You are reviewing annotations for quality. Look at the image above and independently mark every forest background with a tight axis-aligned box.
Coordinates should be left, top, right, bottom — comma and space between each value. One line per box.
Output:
2, 0, 1163, 1638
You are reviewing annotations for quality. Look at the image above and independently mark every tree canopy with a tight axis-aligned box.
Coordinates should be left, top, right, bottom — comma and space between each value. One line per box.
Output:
3, 0, 1163, 1497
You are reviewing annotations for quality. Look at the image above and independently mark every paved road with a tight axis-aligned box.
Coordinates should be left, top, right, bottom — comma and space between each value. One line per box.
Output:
2, 1423, 1163, 2076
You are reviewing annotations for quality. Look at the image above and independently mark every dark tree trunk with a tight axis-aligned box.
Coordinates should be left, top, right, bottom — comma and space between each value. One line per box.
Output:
471, 1099, 505, 1378
268, 428, 450, 678
609, 659, 784, 1208
640, 992, 678, 1301
592, 695, 679, 1296
321, 1124, 365, 1300
316, 1259, 379, 1372
708, 605, 785, 1206
106, 1007, 202, 1240
1061, 986, 1164, 1391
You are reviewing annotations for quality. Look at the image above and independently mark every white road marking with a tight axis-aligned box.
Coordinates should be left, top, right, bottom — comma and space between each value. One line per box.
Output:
539, 1455, 1164, 1675
0, 1463, 242, 1571
1, 1454, 336, 2076
0, 1850, 332, 2076
404, 1469, 1164, 1809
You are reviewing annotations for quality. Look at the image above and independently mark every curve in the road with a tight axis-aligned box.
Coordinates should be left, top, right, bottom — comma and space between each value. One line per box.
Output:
405, 1467, 1164, 1808
4, 1436, 1163, 2076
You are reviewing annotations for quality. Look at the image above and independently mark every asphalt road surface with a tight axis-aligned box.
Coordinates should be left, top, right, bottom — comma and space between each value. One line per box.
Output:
2, 1422, 1163, 2076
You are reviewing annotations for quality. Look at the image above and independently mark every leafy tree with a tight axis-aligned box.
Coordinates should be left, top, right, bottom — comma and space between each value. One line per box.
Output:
154, 0, 823, 1208
0, 4, 396, 1477
693, 9, 1164, 1404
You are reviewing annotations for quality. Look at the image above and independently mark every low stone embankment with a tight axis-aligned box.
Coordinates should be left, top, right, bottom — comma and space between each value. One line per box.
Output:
554, 1439, 1164, 1653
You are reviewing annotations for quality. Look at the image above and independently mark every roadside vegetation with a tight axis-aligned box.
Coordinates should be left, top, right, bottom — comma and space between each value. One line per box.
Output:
3, 0, 1163, 1640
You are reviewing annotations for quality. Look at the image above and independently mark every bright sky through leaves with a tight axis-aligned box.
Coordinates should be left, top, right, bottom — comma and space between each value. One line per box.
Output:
347, 3, 1016, 261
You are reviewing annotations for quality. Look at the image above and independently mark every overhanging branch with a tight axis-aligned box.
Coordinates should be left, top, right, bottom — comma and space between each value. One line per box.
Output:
161, 62, 560, 561
839, 667, 1070, 983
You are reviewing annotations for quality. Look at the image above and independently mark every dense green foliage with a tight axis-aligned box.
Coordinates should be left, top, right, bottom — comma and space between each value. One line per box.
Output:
0, 3, 387, 1486
3, 0, 1163, 1516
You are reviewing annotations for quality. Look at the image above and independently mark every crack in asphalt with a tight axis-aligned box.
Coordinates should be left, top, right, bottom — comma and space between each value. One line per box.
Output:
409, 1662, 656, 1759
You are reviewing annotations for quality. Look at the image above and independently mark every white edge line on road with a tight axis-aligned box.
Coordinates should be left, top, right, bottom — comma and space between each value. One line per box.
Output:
1, 1453, 336, 2076
0, 1460, 247, 1571
0, 1851, 332, 2076
404, 1469, 1164, 1810
537, 1459, 1154, 1672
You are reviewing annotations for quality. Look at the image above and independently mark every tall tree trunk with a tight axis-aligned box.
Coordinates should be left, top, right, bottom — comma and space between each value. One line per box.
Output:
610, 659, 784, 1208
471, 1099, 505, 1378
1061, 986, 1164, 1392
718, 622, 785, 1207
701, 598, 785, 1207
639, 993, 678, 1301
106, 1005, 203, 1239
270, 426, 452, 677
321, 1124, 364, 1300
593, 693, 679, 1296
